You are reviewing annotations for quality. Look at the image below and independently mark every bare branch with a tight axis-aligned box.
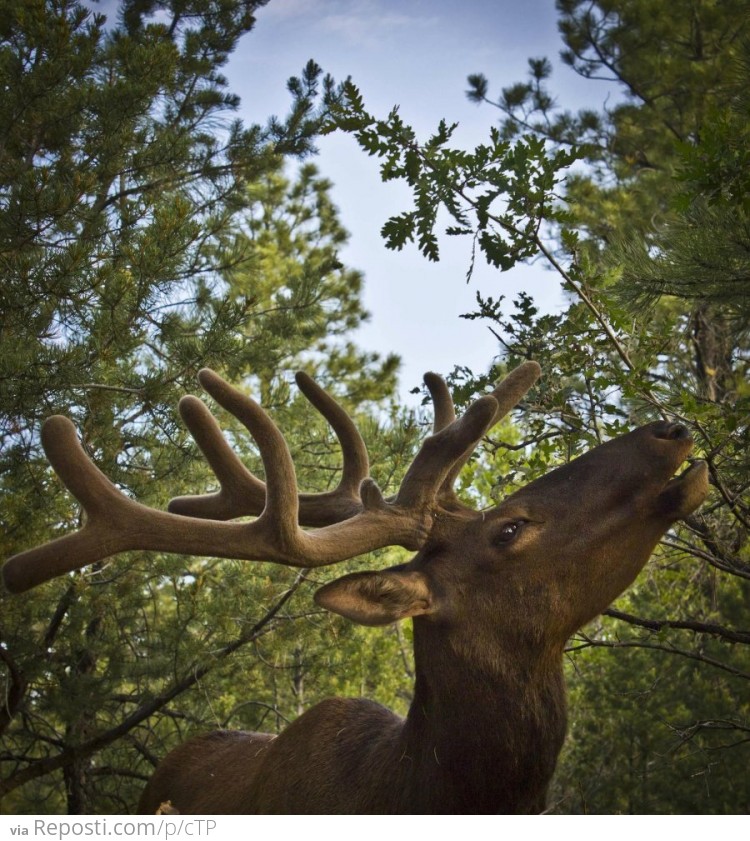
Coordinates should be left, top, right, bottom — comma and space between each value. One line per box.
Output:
604, 607, 750, 646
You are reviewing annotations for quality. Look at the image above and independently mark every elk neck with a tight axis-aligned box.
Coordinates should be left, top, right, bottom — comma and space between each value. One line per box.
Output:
391, 613, 567, 813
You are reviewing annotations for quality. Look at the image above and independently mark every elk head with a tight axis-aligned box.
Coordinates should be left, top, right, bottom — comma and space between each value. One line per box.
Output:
316, 420, 709, 662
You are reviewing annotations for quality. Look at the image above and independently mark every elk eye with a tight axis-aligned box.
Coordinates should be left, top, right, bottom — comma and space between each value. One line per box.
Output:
494, 521, 523, 545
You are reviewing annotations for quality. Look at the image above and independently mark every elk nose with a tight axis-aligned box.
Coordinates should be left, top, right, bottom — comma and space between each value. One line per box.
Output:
653, 421, 691, 441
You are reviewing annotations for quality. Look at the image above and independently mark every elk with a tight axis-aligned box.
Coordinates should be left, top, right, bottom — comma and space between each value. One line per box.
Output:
2, 363, 709, 814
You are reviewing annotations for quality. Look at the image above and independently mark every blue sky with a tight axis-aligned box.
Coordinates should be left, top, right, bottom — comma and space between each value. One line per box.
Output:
224, 0, 613, 399
94, 0, 614, 399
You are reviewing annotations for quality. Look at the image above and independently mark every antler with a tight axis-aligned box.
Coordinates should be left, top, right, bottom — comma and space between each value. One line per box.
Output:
2, 363, 540, 594
168, 371, 370, 526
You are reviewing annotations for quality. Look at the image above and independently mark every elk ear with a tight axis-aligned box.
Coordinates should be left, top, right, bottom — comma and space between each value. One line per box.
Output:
314, 569, 434, 627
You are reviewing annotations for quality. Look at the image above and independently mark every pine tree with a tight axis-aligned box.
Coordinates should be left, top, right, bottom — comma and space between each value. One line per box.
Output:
0, 0, 405, 813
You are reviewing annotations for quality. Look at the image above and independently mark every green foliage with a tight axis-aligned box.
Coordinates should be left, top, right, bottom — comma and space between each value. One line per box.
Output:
0, 0, 344, 437
328, 0, 750, 814
0, 0, 409, 814
4, 0, 749, 817
613, 38, 750, 315
325, 81, 578, 275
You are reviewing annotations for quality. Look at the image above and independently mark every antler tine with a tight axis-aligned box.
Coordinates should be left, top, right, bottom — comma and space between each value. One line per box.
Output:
169, 394, 266, 520
426, 362, 541, 509
423, 372, 457, 433
168, 372, 369, 527
487, 361, 541, 426
40, 415, 124, 518
395, 396, 498, 509
191, 369, 299, 538
3, 417, 154, 594
294, 372, 369, 497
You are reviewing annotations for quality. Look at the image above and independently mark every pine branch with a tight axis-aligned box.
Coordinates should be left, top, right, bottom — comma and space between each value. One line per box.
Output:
0, 573, 304, 801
